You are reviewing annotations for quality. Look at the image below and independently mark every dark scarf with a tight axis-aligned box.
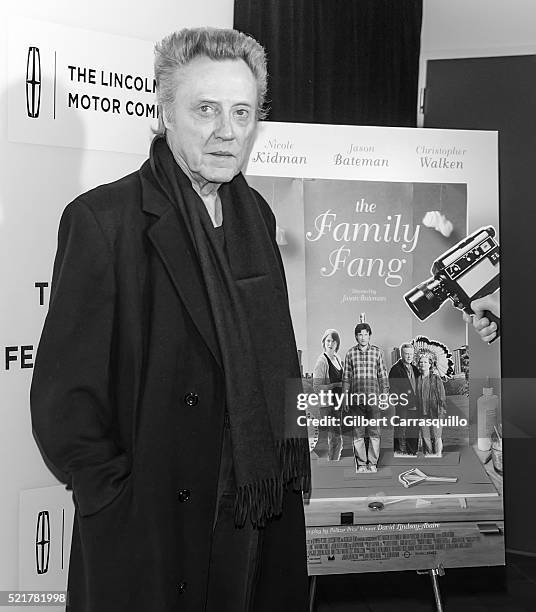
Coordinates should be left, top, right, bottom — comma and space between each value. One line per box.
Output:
150, 136, 310, 526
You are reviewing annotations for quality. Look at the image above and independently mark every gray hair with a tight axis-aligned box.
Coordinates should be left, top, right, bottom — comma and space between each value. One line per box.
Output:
399, 342, 414, 353
417, 349, 436, 366
154, 27, 268, 132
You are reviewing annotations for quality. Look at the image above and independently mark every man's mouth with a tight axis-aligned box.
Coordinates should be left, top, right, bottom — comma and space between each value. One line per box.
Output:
209, 151, 234, 157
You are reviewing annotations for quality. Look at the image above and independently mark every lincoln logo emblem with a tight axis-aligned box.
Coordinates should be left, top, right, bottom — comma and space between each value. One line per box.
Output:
26, 46, 41, 118
36, 510, 50, 574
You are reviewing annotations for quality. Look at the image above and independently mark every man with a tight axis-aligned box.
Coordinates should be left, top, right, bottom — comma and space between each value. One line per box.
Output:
388, 343, 420, 457
342, 323, 389, 473
30, 28, 310, 612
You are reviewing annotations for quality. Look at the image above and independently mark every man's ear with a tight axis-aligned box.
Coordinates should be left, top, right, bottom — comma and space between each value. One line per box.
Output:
161, 107, 172, 131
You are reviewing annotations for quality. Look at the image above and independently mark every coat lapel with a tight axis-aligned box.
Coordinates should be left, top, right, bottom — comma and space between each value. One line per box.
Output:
139, 163, 222, 370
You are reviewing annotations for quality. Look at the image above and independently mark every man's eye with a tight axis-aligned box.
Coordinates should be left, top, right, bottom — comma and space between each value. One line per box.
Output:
234, 108, 250, 119
199, 105, 214, 114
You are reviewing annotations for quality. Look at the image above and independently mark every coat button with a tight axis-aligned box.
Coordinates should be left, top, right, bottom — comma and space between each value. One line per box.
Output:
184, 392, 199, 407
178, 489, 191, 503
178, 581, 187, 594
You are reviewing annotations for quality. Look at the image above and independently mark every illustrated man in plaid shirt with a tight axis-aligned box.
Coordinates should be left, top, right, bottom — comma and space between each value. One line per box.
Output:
342, 323, 389, 473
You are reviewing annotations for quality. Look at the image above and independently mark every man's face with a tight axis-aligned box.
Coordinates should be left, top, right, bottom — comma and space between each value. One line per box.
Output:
164, 56, 258, 187
356, 329, 370, 347
401, 347, 414, 365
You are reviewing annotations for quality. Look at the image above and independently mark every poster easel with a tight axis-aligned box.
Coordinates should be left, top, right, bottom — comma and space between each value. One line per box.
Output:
246, 121, 503, 609
304, 450, 503, 610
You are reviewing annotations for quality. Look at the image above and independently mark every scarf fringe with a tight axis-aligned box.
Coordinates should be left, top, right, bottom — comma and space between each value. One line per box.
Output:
234, 477, 283, 528
277, 437, 311, 494
234, 437, 311, 528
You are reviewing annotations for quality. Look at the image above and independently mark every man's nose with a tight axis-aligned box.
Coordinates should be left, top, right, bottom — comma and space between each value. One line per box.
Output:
214, 112, 235, 140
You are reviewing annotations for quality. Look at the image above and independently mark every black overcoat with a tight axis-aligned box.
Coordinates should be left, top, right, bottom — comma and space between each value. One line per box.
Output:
30, 160, 309, 611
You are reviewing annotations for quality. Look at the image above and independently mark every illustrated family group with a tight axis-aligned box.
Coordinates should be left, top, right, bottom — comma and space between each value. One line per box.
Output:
311, 322, 448, 471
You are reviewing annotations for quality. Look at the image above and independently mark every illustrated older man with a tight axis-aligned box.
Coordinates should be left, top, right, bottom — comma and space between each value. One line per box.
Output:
30, 28, 310, 612
388, 342, 420, 456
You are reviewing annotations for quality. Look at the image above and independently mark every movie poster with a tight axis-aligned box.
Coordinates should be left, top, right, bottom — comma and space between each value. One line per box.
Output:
247, 122, 503, 573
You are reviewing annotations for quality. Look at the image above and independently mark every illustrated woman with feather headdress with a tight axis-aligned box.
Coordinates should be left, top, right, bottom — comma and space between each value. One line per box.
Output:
416, 349, 447, 457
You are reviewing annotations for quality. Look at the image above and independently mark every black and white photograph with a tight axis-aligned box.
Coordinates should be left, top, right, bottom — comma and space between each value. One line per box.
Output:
1, 2, 534, 612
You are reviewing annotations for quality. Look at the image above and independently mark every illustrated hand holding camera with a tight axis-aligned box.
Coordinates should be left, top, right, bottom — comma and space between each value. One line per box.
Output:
404, 226, 500, 346
463, 291, 500, 344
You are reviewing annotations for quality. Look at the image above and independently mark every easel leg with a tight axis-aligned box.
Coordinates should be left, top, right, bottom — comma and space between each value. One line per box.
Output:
308, 575, 317, 612
417, 565, 445, 612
